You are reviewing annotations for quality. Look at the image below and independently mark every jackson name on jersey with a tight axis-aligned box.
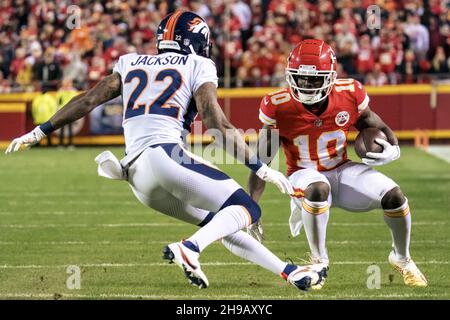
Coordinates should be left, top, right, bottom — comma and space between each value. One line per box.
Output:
259, 79, 370, 176
113, 52, 218, 166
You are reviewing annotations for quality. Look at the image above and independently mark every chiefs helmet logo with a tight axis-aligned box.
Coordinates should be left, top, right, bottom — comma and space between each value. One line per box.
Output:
335, 111, 350, 127
188, 17, 209, 38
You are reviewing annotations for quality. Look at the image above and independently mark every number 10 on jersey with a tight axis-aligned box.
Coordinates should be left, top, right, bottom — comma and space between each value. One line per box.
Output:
124, 68, 182, 120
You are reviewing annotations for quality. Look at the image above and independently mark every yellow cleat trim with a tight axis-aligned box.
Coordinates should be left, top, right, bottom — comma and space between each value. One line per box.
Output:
390, 263, 428, 287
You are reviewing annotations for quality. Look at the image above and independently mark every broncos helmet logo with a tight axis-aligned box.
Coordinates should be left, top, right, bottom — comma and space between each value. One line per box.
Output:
188, 17, 209, 40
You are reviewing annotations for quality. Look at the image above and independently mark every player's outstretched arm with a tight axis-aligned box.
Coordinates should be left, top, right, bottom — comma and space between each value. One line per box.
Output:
5, 73, 122, 154
246, 125, 280, 242
355, 106, 400, 166
194, 82, 293, 195
248, 125, 280, 202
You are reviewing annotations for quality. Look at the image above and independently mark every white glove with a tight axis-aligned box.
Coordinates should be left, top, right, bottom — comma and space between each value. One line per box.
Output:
246, 219, 265, 243
5, 127, 46, 154
362, 138, 400, 166
256, 163, 294, 195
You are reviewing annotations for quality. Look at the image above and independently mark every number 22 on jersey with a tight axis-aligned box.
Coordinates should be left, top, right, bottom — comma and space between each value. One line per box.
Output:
124, 68, 182, 120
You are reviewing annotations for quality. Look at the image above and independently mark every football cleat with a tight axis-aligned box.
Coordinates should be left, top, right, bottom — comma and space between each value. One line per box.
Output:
388, 251, 428, 287
300, 254, 329, 290
284, 266, 322, 291
309, 263, 329, 290
163, 241, 209, 289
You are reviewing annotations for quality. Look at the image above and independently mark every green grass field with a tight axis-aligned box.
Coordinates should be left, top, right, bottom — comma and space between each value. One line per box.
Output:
1, 146, 449, 300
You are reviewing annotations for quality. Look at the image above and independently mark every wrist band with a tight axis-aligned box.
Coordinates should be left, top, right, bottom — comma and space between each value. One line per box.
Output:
39, 121, 56, 135
246, 156, 264, 172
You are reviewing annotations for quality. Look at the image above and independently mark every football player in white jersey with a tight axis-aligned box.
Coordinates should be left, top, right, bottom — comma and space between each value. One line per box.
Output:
5, 11, 325, 290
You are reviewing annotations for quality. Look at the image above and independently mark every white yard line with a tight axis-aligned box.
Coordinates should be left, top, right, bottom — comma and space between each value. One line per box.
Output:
0, 239, 449, 246
0, 260, 448, 270
0, 292, 447, 299
0, 221, 446, 228
0, 192, 128, 197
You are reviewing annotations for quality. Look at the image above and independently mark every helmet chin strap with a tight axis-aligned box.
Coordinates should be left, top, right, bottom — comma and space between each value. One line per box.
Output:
189, 44, 198, 56
298, 90, 323, 105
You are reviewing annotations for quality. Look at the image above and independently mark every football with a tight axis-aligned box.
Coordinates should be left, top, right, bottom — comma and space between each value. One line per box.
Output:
354, 127, 388, 159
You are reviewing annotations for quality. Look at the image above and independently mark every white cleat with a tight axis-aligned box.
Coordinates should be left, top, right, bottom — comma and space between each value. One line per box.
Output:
301, 255, 329, 290
309, 262, 329, 290
388, 251, 428, 287
163, 242, 209, 289
285, 266, 322, 291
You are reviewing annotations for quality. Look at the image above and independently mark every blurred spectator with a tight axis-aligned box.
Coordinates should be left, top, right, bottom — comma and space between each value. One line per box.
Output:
365, 63, 388, 86
356, 35, 375, 74
404, 14, 430, 60
31, 86, 57, 146
190, 0, 211, 20
0, 32, 14, 79
0, 0, 448, 91
55, 78, 79, 148
231, 0, 253, 50
399, 50, 419, 83
431, 46, 449, 74
63, 53, 88, 90
32, 47, 62, 92
0, 70, 11, 93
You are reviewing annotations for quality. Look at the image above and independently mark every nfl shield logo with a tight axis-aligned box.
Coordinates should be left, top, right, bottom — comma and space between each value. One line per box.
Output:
314, 119, 323, 127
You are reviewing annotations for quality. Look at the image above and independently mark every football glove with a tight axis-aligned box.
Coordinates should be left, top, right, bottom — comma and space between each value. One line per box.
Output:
362, 139, 400, 166
246, 219, 265, 243
256, 163, 294, 195
5, 127, 46, 154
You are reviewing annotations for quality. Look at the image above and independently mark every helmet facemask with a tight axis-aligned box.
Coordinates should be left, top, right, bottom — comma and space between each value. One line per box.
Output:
286, 66, 337, 105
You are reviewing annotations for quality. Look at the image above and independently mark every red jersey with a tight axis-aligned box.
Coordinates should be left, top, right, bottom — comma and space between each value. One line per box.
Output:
259, 78, 369, 176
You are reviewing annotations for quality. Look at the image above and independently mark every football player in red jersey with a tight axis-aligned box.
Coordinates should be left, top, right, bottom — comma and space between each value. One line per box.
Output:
248, 39, 427, 289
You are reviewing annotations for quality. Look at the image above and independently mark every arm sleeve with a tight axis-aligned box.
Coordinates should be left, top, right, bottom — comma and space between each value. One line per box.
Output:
259, 95, 277, 126
192, 58, 219, 93
354, 80, 369, 113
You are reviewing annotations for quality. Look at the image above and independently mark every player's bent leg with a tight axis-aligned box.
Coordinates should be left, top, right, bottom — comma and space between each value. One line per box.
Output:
302, 182, 331, 289
185, 188, 260, 253
289, 169, 331, 290
382, 187, 428, 287
221, 231, 323, 291
148, 143, 265, 287
334, 162, 427, 287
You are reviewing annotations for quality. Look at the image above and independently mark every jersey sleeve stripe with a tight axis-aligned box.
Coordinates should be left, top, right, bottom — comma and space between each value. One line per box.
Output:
357, 94, 370, 113
259, 110, 276, 125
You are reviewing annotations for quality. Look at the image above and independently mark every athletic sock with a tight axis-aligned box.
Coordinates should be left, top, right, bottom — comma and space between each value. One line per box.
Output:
222, 230, 287, 275
186, 205, 251, 252
383, 199, 411, 259
301, 198, 330, 263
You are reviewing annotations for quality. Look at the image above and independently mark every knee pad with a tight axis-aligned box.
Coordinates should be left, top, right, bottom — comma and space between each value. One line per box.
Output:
304, 182, 330, 202
221, 189, 261, 223
382, 187, 406, 210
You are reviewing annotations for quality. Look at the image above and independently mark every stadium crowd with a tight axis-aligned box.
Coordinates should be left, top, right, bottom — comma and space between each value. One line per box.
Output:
0, 0, 449, 93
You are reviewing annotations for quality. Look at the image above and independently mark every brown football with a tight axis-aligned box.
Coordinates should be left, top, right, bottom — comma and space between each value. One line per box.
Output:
354, 128, 388, 159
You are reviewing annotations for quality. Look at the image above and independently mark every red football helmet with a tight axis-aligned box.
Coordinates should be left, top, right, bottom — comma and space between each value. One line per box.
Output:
286, 39, 337, 104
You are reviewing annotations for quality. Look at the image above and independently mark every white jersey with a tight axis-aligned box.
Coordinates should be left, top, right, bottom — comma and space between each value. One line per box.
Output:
112, 52, 218, 166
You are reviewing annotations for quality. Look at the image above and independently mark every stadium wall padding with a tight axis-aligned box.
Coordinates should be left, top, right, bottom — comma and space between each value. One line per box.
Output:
1, 84, 450, 147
